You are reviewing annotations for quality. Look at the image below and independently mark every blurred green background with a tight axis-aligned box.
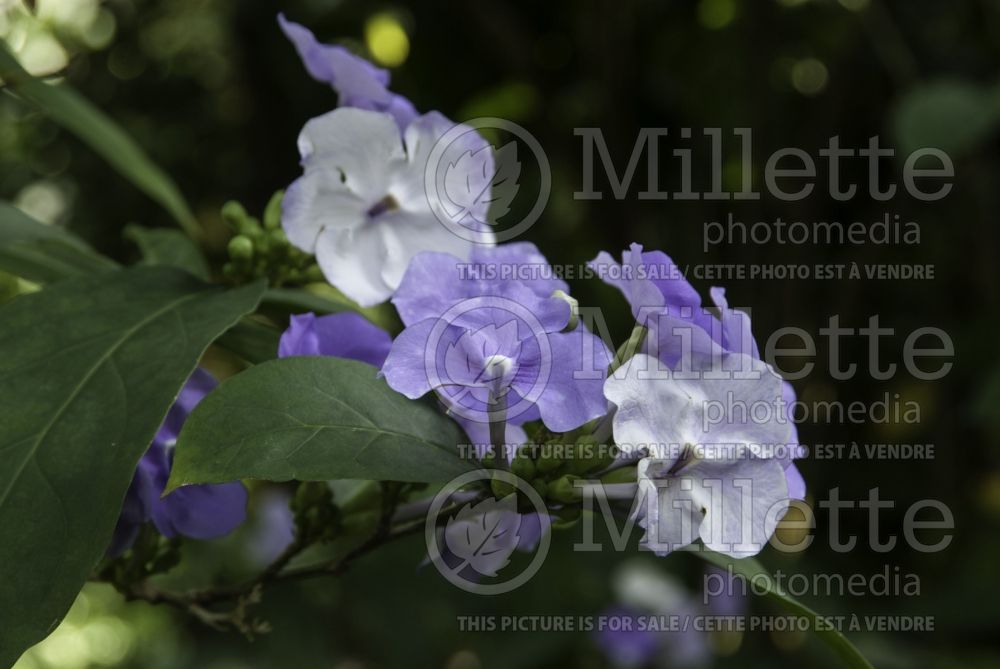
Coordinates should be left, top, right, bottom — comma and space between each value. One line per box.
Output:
3, 0, 1000, 667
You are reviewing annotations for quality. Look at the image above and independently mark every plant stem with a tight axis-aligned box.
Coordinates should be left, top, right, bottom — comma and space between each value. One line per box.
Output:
489, 391, 509, 470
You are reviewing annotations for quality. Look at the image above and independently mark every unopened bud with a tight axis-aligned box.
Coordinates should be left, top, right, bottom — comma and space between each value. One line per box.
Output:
263, 190, 284, 230
491, 474, 517, 499
511, 449, 536, 480
552, 505, 582, 529
551, 289, 579, 331
546, 474, 581, 504
227, 235, 253, 262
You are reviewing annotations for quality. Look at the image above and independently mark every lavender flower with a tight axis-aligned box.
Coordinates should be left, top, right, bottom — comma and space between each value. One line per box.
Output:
278, 311, 392, 367
595, 561, 711, 668
281, 108, 495, 307
381, 247, 611, 434
278, 14, 417, 130
392, 243, 569, 327
604, 353, 793, 557
593, 243, 804, 499
108, 369, 247, 556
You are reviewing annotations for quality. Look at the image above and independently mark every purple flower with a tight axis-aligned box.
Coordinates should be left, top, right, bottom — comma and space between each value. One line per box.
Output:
278, 311, 392, 367
244, 489, 295, 568
381, 247, 611, 434
593, 243, 804, 499
108, 369, 247, 557
595, 562, 711, 668
393, 243, 570, 327
606, 353, 793, 557
434, 497, 551, 582
593, 606, 664, 668
278, 14, 417, 130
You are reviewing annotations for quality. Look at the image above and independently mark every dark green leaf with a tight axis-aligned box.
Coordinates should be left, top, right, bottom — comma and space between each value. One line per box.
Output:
0, 267, 264, 668
125, 224, 210, 280
0, 201, 118, 282
694, 551, 874, 669
261, 288, 350, 315
168, 356, 474, 489
0, 42, 199, 238
215, 318, 281, 364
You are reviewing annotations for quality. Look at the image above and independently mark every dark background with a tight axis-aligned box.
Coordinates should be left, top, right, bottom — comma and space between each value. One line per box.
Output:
3, 0, 999, 667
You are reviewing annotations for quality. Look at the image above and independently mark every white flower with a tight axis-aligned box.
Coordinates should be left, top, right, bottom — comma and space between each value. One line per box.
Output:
282, 108, 495, 307
604, 353, 794, 557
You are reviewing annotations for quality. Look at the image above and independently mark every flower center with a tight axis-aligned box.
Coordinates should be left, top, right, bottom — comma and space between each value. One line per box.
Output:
667, 443, 696, 475
366, 194, 400, 219
482, 354, 514, 382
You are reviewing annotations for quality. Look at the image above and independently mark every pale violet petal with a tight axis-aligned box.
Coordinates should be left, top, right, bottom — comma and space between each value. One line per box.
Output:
373, 208, 477, 295
281, 169, 367, 251
297, 108, 405, 202
636, 457, 788, 558
314, 224, 394, 307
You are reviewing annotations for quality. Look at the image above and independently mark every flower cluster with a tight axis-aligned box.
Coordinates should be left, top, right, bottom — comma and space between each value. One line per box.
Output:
594, 243, 804, 557
110, 18, 805, 566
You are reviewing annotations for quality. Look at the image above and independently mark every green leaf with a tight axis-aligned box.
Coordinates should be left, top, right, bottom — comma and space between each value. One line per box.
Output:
893, 79, 1000, 156
168, 356, 474, 489
0, 42, 199, 238
214, 318, 281, 364
694, 551, 874, 669
0, 201, 118, 282
0, 267, 264, 668
125, 224, 210, 280
261, 287, 350, 315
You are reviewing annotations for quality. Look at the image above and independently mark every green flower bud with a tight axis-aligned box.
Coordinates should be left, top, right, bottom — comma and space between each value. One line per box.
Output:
243, 217, 264, 239
291, 480, 340, 543
269, 227, 289, 247
304, 265, 325, 282
221, 200, 248, 226
292, 481, 332, 512
551, 289, 579, 331
551, 505, 582, 530
546, 474, 581, 504
491, 474, 517, 499
511, 449, 536, 480
340, 509, 379, 537
227, 235, 254, 262
610, 324, 648, 373
255, 234, 271, 256
565, 433, 615, 475
263, 190, 284, 230
600, 466, 638, 485
535, 444, 565, 476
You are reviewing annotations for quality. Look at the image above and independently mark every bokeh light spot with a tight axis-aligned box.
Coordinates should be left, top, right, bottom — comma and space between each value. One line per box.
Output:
698, 0, 737, 30
365, 13, 409, 67
790, 58, 829, 96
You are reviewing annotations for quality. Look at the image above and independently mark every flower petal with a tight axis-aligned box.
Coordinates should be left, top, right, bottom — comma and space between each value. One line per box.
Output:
279, 312, 392, 368
297, 108, 405, 202
637, 456, 788, 557
471, 242, 569, 298
380, 319, 445, 399
154, 481, 249, 540
605, 353, 793, 461
314, 223, 395, 307
532, 328, 612, 433
282, 169, 367, 251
